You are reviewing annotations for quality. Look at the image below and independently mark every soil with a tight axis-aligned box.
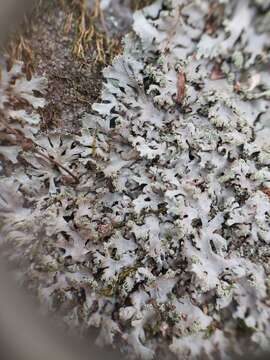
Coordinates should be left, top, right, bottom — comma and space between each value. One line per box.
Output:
22, 1, 108, 133
4, 0, 154, 133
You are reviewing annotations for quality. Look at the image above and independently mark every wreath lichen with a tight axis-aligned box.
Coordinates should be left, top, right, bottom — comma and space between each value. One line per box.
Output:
0, 1, 270, 359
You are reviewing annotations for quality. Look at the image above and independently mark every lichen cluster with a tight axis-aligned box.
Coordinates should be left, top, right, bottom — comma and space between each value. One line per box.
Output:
0, 0, 270, 359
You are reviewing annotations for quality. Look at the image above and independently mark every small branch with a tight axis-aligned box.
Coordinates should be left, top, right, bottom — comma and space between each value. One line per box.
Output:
176, 69, 186, 105
35, 148, 79, 184
0, 116, 79, 184
262, 187, 270, 199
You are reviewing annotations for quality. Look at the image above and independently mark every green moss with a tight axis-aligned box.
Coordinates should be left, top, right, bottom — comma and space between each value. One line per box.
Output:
236, 318, 256, 335
204, 323, 217, 339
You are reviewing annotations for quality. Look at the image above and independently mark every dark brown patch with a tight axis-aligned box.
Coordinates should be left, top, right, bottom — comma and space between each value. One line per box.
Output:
4, 0, 124, 133
176, 69, 186, 105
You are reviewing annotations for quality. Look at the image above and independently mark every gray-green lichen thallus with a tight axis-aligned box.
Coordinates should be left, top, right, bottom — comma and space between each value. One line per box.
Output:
0, 0, 270, 359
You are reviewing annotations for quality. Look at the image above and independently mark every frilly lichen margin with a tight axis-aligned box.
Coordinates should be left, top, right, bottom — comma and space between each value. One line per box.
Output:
0, 1, 270, 359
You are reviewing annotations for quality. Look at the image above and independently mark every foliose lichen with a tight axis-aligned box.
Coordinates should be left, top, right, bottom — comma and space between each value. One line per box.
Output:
0, 1, 270, 359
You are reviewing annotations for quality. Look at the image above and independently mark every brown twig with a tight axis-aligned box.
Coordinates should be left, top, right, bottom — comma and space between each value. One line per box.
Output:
176, 69, 186, 105
210, 62, 225, 80
0, 116, 79, 183
262, 187, 270, 199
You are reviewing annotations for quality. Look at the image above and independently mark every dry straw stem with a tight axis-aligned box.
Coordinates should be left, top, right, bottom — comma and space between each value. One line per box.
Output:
4, 34, 34, 80
72, 0, 121, 65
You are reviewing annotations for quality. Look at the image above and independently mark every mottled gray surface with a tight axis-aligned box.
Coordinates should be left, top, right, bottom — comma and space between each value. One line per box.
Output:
1, 1, 270, 360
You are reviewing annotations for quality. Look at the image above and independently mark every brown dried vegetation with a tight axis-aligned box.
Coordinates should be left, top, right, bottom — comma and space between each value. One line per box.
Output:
2, 0, 131, 133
